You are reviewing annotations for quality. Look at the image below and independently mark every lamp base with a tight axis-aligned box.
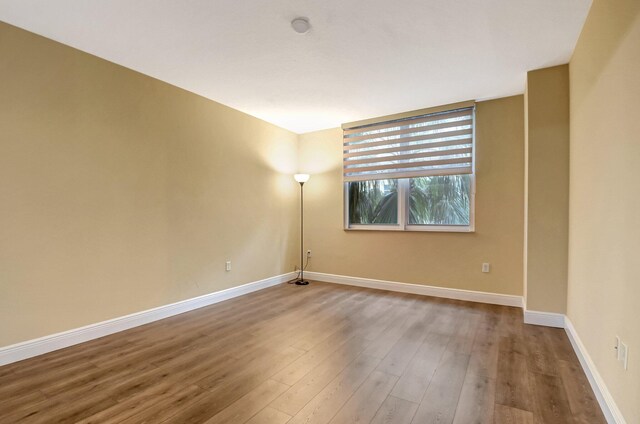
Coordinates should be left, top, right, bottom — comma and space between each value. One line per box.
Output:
294, 280, 309, 286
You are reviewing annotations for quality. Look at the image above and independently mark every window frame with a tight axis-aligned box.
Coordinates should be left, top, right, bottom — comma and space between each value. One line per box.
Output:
343, 105, 477, 233
343, 176, 476, 232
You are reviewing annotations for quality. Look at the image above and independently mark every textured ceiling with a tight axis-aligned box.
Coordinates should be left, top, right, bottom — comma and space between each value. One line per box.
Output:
0, 0, 591, 133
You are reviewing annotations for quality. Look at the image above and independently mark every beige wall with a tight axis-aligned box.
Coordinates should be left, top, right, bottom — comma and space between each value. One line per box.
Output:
524, 65, 570, 313
0, 22, 299, 347
568, 0, 640, 421
299, 96, 524, 296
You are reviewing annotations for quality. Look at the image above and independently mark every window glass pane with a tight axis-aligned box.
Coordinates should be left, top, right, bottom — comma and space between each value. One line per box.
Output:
409, 175, 471, 225
348, 179, 398, 224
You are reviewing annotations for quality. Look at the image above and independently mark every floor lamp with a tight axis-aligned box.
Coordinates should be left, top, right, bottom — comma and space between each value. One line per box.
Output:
294, 173, 310, 285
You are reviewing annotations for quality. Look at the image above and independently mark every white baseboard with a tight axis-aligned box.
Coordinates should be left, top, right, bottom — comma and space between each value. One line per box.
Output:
305, 271, 523, 307
523, 309, 566, 328
0, 272, 295, 366
565, 318, 626, 424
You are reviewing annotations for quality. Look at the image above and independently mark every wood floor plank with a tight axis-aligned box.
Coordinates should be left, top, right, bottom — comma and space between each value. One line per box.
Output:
529, 372, 575, 424
75, 382, 196, 424
119, 385, 209, 423
0, 359, 99, 400
0, 397, 62, 423
135, 390, 221, 423
466, 314, 500, 379
498, 334, 527, 357
289, 292, 371, 351
390, 332, 449, 403
445, 310, 481, 355
286, 354, 380, 424
189, 346, 305, 419
245, 407, 292, 424
452, 372, 495, 424
269, 339, 372, 416
148, 285, 338, 369
3, 389, 117, 424
171, 307, 312, 381
557, 360, 606, 423
362, 300, 420, 359
41, 355, 157, 398
494, 404, 534, 424
160, 291, 351, 391
272, 333, 363, 386
204, 379, 290, 424
498, 306, 524, 339
427, 303, 461, 338
495, 340, 533, 412
545, 328, 579, 363
357, 293, 414, 341
0, 390, 47, 415
524, 325, 559, 376
376, 306, 433, 376
328, 370, 398, 424
99, 365, 176, 403
0, 364, 14, 379
370, 395, 418, 424
410, 352, 470, 424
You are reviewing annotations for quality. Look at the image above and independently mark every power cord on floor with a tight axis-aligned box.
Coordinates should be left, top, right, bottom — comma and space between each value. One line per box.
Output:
287, 256, 310, 284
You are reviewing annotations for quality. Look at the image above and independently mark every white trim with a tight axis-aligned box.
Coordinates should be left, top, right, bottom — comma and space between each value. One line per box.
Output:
305, 271, 523, 307
347, 223, 403, 231
565, 317, 627, 424
398, 177, 408, 229
403, 224, 475, 233
0, 272, 296, 366
523, 310, 566, 328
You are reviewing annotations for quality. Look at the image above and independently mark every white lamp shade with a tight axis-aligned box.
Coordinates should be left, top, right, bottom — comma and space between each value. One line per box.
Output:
294, 173, 310, 183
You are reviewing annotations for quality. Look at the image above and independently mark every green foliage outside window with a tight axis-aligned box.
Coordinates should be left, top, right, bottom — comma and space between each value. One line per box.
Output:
348, 175, 470, 226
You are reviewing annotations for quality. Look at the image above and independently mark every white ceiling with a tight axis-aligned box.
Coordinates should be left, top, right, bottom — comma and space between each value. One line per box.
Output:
0, 0, 591, 133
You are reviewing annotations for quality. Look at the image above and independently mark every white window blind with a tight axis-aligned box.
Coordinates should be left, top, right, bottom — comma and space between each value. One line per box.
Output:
343, 106, 475, 182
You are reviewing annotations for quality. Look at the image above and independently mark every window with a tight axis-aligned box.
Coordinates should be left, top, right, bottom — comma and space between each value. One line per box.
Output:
348, 179, 398, 225
343, 105, 475, 232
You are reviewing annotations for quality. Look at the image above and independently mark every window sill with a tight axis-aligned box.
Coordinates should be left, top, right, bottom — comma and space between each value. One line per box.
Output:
345, 225, 475, 233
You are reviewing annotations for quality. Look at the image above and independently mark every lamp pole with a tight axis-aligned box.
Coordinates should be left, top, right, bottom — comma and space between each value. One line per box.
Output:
293, 174, 310, 285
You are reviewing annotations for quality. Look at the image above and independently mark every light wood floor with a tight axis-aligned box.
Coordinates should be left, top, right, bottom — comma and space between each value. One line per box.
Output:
0, 282, 605, 424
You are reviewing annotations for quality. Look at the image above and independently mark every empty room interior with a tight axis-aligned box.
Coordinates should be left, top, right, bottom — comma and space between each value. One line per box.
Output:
0, 0, 638, 423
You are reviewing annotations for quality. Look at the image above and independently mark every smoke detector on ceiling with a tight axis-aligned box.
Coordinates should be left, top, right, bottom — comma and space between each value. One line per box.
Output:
291, 17, 310, 34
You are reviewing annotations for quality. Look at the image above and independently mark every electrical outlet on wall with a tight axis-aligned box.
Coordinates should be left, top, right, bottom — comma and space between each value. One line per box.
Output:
225, 261, 231, 272
306, 250, 312, 258
482, 263, 490, 273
